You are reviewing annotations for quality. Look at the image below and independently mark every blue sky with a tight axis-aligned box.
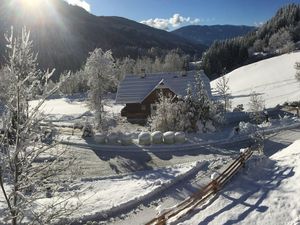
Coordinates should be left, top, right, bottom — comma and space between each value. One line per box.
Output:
65, 0, 300, 30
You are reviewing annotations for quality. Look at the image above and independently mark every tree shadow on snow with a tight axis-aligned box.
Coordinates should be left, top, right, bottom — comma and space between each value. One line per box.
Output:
82, 138, 154, 174
151, 145, 237, 161
263, 139, 289, 157
186, 160, 295, 225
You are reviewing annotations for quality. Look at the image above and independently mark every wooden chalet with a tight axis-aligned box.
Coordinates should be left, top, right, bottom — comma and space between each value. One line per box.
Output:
115, 71, 212, 123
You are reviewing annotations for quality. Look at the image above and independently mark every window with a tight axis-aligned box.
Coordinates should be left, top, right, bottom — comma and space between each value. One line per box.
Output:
141, 105, 146, 111
150, 104, 157, 115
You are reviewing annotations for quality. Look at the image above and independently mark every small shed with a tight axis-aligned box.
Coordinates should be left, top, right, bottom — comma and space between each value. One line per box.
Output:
115, 71, 212, 123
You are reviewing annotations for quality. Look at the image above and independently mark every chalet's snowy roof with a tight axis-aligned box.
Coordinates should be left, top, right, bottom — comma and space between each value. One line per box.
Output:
116, 71, 212, 104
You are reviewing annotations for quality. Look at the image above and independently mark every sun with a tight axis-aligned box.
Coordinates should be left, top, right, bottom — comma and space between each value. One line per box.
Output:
20, 0, 43, 10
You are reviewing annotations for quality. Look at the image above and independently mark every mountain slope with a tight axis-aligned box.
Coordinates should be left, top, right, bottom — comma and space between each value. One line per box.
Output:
203, 4, 300, 78
0, 0, 206, 78
172, 25, 255, 46
211, 52, 300, 109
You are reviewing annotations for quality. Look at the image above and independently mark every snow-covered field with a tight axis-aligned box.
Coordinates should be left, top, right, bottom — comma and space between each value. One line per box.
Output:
30, 96, 123, 121
176, 140, 300, 225
0, 161, 205, 223
211, 52, 300, 110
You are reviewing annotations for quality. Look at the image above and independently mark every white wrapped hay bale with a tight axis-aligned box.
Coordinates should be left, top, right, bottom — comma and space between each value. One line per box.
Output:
138, 132, 151, 145
107, 133, 118, 144
175, 132, 186, 144
163, 131, 175, 144
151, 131, 163, 144
94, 133, 106, 144
121, 133, 132, 146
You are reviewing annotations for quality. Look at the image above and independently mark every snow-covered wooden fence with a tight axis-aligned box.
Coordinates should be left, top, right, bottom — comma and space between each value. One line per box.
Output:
146, 148, 253, 225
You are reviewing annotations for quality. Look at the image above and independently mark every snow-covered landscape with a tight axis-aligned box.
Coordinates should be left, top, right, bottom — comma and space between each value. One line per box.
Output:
211, 52, 300, 109
1, 1, 300, 225
175, 140, 300, 225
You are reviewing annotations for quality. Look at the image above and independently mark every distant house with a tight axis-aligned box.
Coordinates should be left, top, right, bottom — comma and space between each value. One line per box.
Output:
115, 71, 212, 123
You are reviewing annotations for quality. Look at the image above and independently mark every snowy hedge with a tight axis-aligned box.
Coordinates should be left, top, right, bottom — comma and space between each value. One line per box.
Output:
163, 131, 175, 144
151, 131, 163, 144
138, 132, 151, 145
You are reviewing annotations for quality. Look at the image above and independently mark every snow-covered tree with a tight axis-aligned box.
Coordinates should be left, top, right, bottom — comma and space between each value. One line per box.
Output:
149, 93, 190, 132
163, 51, 185, 72
85, 48, 116, 130
59, 69, 88, 95
216, 76, 232, 112
150, 73, 217, 132
269, 28, 295, 54
0, 27, 79, 225
187, 73, 212, 130
116, 57, 135, 80
248, 91, 265, 124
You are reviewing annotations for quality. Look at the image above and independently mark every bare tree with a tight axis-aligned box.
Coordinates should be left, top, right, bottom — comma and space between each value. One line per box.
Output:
85, 48, 116, 130
216, 76, 232, 112
0, 27, 79, 225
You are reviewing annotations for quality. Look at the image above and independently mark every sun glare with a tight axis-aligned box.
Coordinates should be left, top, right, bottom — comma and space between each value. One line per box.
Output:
20, 0, 43, 10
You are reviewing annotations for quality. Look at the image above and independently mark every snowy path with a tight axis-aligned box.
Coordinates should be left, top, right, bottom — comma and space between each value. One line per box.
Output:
66, 126, 300, 179
104, 127, 300, 225
108, 157, 232, 225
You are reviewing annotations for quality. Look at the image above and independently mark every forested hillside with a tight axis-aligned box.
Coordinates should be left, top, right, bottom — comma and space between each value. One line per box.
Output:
202, 4, 300, 79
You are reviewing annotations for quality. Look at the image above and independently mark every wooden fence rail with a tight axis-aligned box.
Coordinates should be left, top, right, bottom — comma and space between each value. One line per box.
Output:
146, 148, 253, 225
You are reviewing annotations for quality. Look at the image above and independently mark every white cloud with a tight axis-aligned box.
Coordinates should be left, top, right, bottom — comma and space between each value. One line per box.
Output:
141, 14, 201, 30
65, 0, 91, 12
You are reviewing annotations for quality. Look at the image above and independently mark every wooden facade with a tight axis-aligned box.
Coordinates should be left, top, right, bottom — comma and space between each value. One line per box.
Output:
116, 71, 212, 124
121, 88, 175, 123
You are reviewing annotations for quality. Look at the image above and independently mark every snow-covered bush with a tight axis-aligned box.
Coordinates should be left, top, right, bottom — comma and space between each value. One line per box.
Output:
239, 121, 257, 134
163, 131, 175, 144
174, 132, 186, 144
149, 94, 190, 132
107, 132, 118, 144
121, 133, 132, 145
151, 131, 163, 144
205, 120, 216, 132
94, 133, 106, 144
138, 132, 151, 145
258, 121, 272, 128
82, 122, 94, 138
279, 114, 292, 126
150, 72, 219, 133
